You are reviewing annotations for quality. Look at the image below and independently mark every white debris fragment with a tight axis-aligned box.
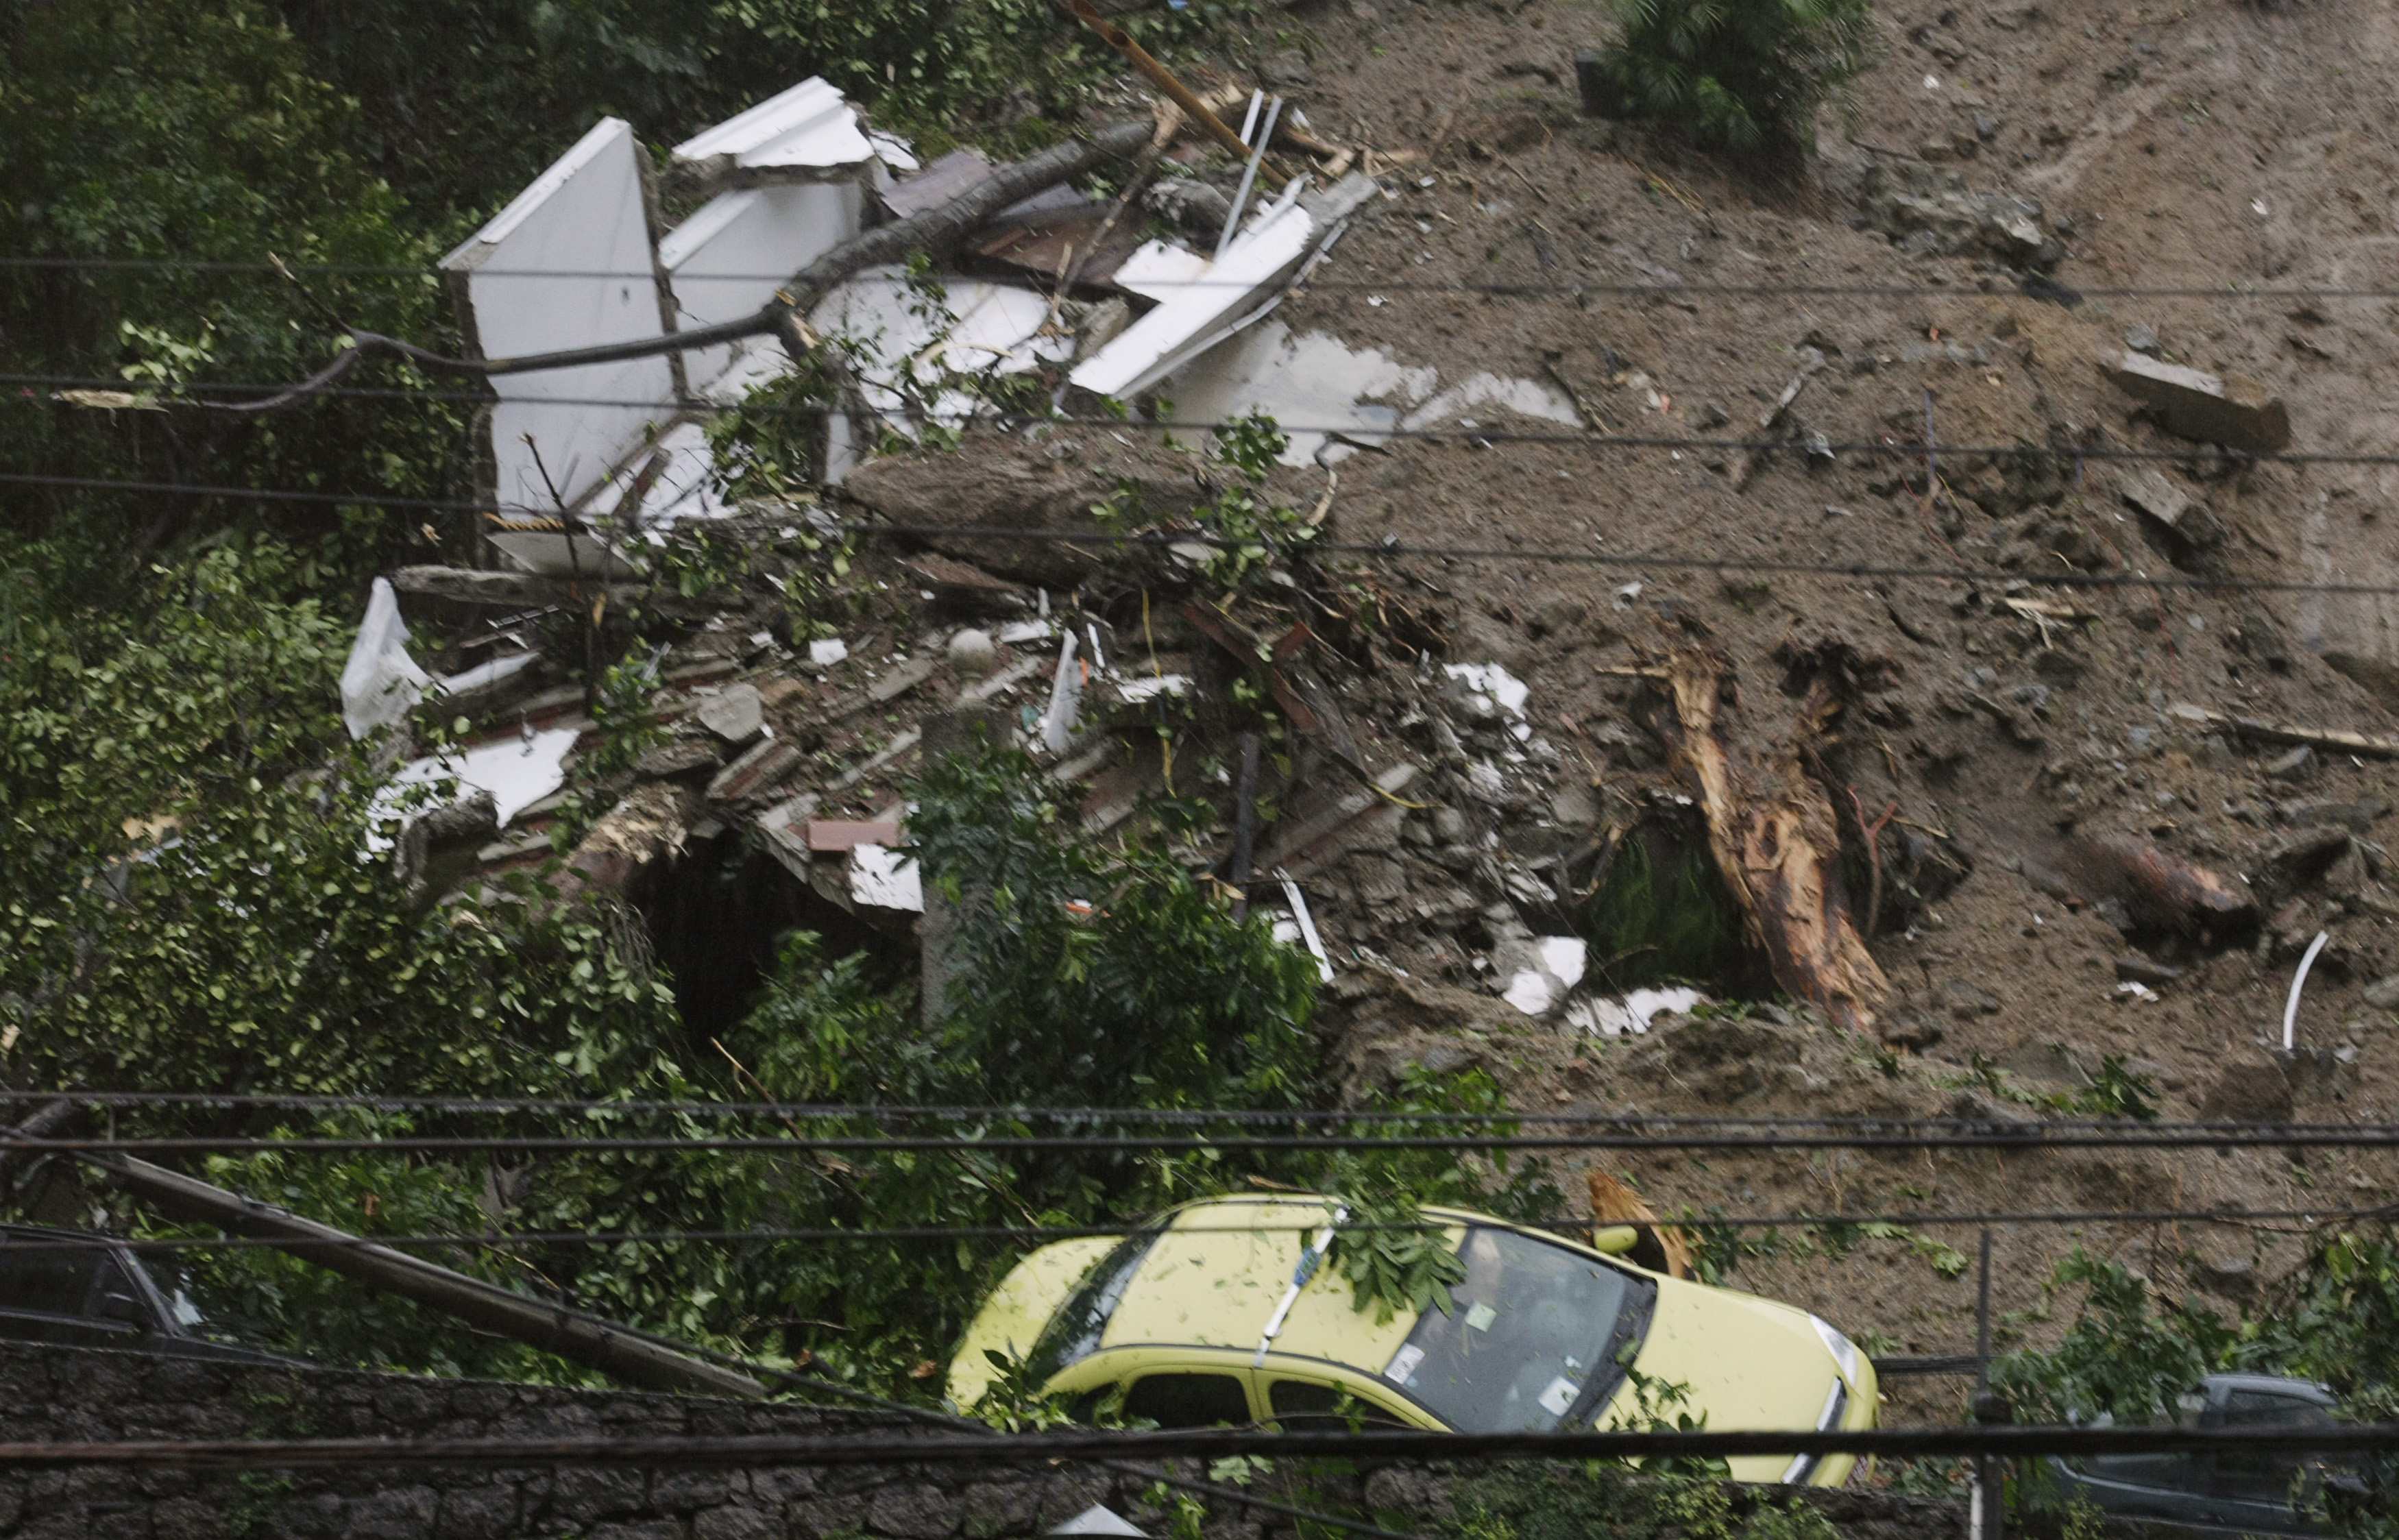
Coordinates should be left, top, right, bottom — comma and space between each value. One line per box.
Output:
1538, 936, 1587, 990
1038, 631, 1084, 753
367, 726, 579, 854
1568, 987, 1707, 1038
849, 843, 925, 912
2116, 980, 2160, 1003
340, 578, 433, 740
997, 619, 1056, 644
437, 650, 540, 696
670, 77, 875, 175
1504, 970, 1556, 1015
1443, 662, 1531, 718
1275, 868, 1336, 983
808, 637, 850, 668
1118, 673, 1193, 705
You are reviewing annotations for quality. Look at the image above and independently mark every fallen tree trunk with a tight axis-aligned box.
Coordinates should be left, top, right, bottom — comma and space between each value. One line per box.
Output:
84, 1149, 762, 1398
1653, 650, 1889, 1034
768, 119, 1155, 354
2064, 831, 2257, 946
553, 782, 701, 909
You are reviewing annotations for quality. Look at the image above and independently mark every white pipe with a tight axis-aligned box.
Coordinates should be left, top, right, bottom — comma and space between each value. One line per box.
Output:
2282, 929, 2330, 1051
1215, 97, 1284, 262
1237, 90, 1265, 147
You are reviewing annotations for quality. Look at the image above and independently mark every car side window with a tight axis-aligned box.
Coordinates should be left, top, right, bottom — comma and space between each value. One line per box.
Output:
1120, 1373, 1250, 1428
0, 1236, 107, 1319
1267, 1378, 1411, 1430
2215, 1391, 2335, 1506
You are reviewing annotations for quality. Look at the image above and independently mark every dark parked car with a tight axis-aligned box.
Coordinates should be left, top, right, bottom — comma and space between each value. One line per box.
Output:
0, 1224, 287, 1365
2048, 1373, 2361, 1537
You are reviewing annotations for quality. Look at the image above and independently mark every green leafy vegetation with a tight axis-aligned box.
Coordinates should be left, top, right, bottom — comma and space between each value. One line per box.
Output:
1995, 1239, 2399, 1536
1587, 0, 1875, 154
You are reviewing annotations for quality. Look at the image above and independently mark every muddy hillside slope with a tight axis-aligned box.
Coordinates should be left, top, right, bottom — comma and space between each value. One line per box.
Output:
1120, 0, 2399, 1413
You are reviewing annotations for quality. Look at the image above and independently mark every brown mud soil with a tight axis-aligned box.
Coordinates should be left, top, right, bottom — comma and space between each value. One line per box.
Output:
1120, 0, 2399, 1429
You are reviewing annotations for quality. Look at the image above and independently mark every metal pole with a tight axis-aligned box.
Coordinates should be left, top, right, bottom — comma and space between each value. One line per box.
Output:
1974, 1226, 2005, 1540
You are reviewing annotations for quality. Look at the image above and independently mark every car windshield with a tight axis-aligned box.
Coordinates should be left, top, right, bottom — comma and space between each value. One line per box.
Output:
1022, 1224, 1162, 1382
1378, 1225, 1653, 1433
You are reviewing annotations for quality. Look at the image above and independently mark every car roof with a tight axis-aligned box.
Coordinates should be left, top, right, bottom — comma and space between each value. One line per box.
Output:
1098, 1195, 1466, 1373
0, 1224, 126, 1245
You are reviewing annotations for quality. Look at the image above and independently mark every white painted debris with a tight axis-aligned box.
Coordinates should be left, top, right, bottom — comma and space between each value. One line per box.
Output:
367, 727, 579, 854
1071, 199, 1320, 401
1567, 987, 1706, 1038
341, 580, 544, 736
1499, 934, 1588, 1017
670, 77, 875, 178
1118, 673, 1193, 705
997, 619, 1056, 644
1162, 321, 1574, 467
808, 637, 850, 668
341, 578, 433, 740
1051, 1505, 1148, 1538
1038, 631, 1084, 753
1112, 239, 1214, 302
810, 267, 1071, 460
438, 650, 541, 696
1504, 970, 1557, 1015
849, 843, 925, 912
579, 419, 735, 543
1276, 868, 1336, 983
441, 119, 674, 513
662, 182, 864, 391
1444, 662, 1531, 718
2116, 981, 2160, 1004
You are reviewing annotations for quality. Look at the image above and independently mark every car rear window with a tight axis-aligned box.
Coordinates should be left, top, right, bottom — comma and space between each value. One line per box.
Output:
1023, 1224, 1162, 1383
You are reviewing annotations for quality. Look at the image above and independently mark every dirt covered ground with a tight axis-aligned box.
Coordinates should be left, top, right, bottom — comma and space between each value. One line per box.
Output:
1086, 0, 2399, 1424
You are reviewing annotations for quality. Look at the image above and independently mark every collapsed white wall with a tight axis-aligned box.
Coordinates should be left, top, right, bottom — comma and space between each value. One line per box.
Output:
441, 119, 674, 514
660, 184, 864, 394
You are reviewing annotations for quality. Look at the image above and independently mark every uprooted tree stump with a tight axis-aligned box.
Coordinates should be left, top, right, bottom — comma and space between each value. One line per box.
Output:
1646, 648, 1890, 1035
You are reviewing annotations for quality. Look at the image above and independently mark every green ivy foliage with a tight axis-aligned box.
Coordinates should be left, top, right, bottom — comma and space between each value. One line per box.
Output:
1589, 0, 1875, 154
1995, 1239, 2399, 1537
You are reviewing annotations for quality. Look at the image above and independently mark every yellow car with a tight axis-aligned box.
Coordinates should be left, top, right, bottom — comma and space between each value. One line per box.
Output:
949, 1194, 1879, 1486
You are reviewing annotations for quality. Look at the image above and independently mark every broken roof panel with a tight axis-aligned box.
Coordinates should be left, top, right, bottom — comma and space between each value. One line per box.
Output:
671, 77, 875, 175
440, 118, 675, 513
1068, 199, 1317, 401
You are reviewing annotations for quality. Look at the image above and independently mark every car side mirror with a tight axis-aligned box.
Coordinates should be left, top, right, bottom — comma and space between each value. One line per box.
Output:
94, 1291, 150, 1330
1590, 1225, 1640, 1257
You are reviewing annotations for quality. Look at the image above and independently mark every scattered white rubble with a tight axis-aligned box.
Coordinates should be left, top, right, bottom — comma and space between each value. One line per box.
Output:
1161, 321, 1575, 467
1565, 987, 1707, 1038
849, 843, 924, 912
339, 578, 541, 739
340, 578, 433, 740
1117, 673, 1192, 705
1274, 870, 1336, 983
807, 637, 850, 668
1038, 632, 1084, 753
367, 727, 579, 854
1498, 934, 1588, 1017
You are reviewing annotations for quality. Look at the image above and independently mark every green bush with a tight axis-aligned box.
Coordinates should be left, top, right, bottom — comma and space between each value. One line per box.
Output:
1588, 0, 1875, 153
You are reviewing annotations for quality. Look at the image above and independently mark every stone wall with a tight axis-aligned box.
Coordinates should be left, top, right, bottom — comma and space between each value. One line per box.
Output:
0, 1343, 1980, 1539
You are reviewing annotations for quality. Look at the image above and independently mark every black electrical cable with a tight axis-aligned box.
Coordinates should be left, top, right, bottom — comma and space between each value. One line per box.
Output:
7, 253, 2396, 300
8, 1420, 2398, 1470
10, 1125, 2399, 1154
0, 1203, 2379, 1262
8, 1087, 2389, 1134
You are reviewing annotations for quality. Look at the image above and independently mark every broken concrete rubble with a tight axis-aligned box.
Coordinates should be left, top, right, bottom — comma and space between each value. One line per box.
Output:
2106, 352, 2291, 453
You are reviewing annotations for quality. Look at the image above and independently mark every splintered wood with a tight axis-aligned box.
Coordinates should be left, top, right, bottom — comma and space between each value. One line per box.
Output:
1655, 650, 1888, 1034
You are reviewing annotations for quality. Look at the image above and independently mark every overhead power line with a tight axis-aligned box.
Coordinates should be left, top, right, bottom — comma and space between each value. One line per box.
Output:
11, 1124, 2399, 1155
7, 1088, 2385, 1134
0, 1202, 2380, 1263
9, 1420, 2398, 1471
5, 253, 2394, 301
